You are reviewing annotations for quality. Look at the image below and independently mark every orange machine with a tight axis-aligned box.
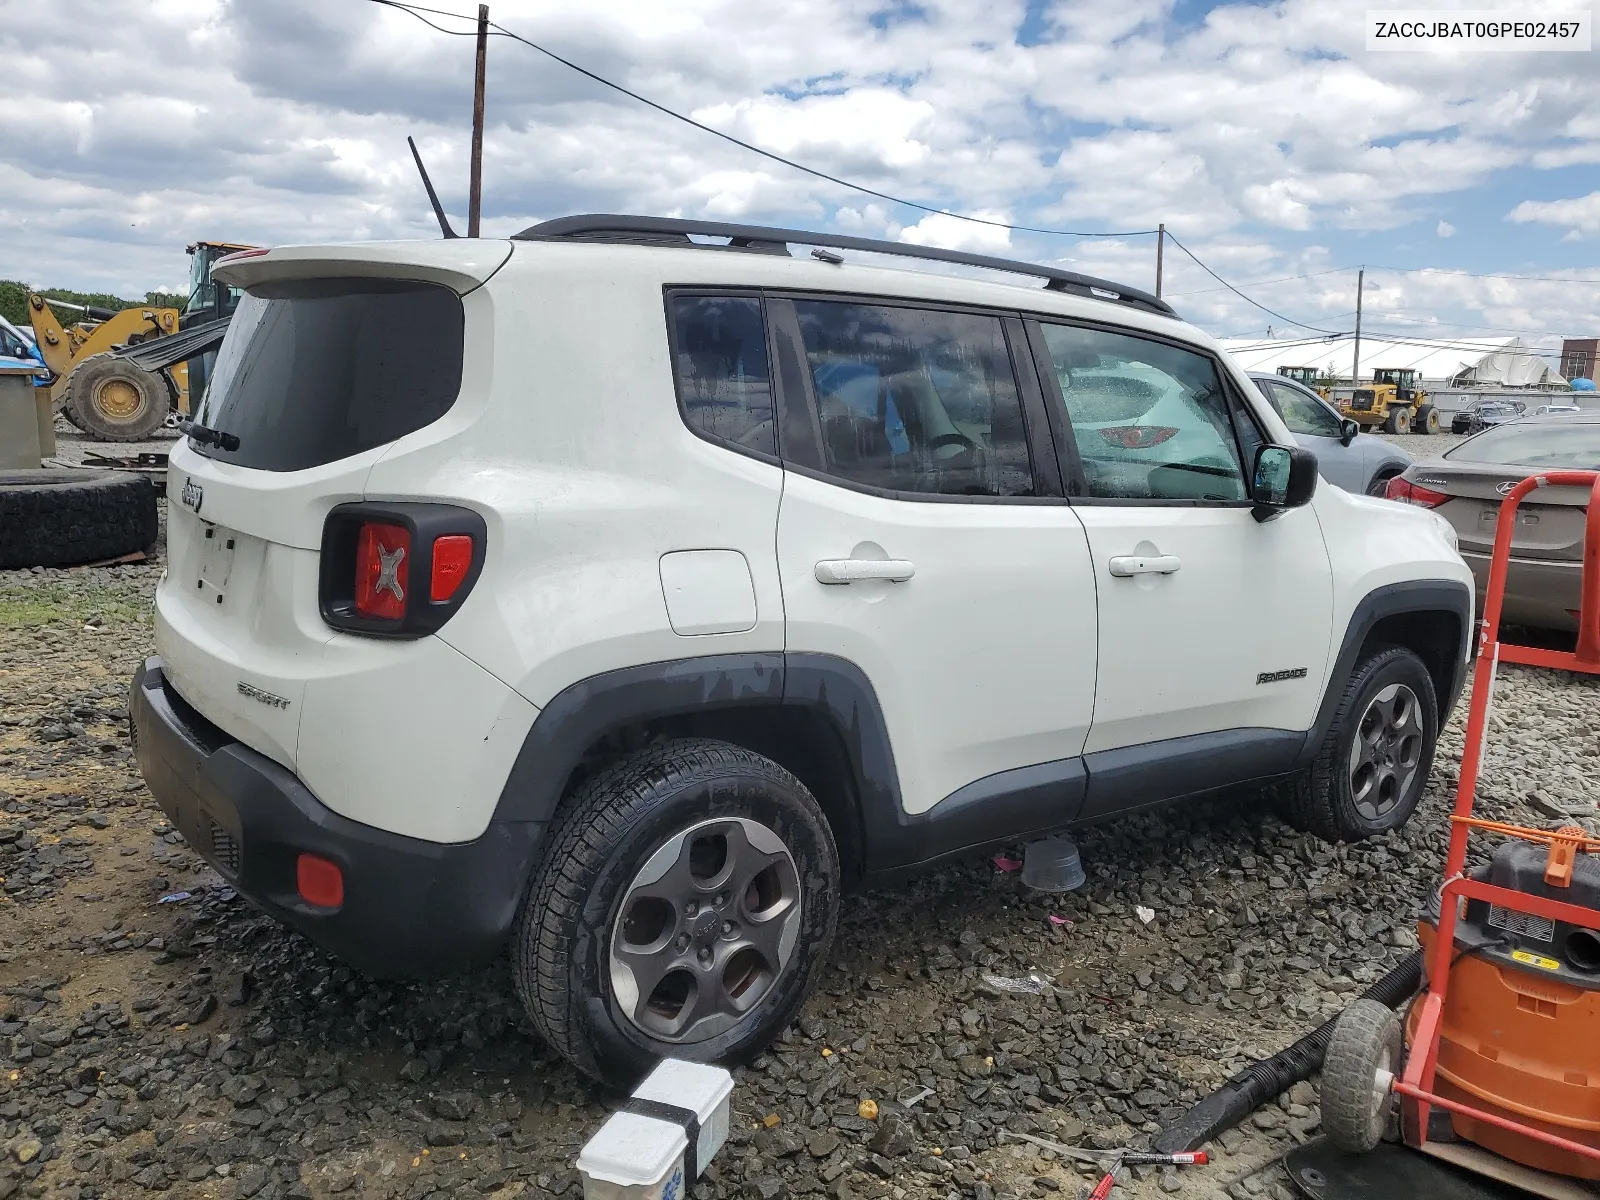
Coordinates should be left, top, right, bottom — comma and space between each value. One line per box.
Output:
1324, 470, 1600, 1185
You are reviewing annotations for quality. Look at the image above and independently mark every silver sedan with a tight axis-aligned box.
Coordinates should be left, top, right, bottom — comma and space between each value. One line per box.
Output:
1251, 373, 1413, 495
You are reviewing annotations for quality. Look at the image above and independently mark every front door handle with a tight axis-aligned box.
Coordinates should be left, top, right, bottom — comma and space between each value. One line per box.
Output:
1108, 554, 1181, 577
815, 558, 916, 585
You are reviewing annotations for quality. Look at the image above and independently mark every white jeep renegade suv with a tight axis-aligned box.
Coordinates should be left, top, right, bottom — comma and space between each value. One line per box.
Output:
130, 216, 1472, 1084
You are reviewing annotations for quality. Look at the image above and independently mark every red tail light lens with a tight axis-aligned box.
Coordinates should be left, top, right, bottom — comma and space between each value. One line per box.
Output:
1099, 425, 1179, 450
354, 522, 411, 619
430, 535, 475, 601
1384, 477, 1450, 508
296, 853, 344, 908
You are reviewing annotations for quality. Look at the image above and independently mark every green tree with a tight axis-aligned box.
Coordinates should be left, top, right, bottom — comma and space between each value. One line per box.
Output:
0, 280, 172, 329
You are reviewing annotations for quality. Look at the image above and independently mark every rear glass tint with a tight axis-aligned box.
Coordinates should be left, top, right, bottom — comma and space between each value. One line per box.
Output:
1446, 421, 1600, 468
192, 278, 464, 472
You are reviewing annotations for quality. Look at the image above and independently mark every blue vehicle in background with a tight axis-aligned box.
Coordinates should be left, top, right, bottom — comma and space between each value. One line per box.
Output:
0, 315, 49, 383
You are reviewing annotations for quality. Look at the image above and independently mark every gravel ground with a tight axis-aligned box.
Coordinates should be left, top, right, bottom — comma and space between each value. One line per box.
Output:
2, 436, 1596, 1200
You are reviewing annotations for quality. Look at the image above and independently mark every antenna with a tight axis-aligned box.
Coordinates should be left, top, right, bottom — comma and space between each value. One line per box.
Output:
408, 136, 459, 239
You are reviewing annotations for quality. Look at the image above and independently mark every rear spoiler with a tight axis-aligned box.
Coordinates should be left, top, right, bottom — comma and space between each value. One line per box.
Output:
115, 317, 231, 371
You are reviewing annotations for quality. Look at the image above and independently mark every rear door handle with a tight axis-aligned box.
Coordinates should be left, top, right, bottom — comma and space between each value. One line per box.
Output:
815, 558, 916, 585
1108, 554, 1181, 577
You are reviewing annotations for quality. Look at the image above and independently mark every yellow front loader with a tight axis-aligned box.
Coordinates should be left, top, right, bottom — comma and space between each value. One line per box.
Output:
27, 295, 189, 441
27, 240, 256, 441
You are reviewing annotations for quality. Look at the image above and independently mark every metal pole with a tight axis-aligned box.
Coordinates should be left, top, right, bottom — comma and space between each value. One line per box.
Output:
1155, 224, 1165, 299
468, 4, 488, 238
1352, 267, 1364, 385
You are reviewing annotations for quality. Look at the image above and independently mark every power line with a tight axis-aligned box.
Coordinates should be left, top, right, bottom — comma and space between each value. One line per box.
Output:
1370, 264, 1600, 286
365, 0, 1158, 239
1164, 265, 1359, 298
1163, 233, 1346, 335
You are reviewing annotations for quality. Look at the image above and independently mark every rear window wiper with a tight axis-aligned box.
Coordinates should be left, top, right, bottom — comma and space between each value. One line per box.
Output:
179, 419, 241, 452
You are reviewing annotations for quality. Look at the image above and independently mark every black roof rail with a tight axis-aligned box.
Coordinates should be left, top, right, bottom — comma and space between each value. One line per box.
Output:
513, 214, 1178, 319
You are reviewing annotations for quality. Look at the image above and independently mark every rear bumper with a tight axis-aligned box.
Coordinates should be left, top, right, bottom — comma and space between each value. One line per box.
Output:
1460, 550, 1583, 633
129, 657, 544, 977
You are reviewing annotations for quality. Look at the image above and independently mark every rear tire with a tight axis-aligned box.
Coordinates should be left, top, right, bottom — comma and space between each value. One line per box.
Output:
0, 470, 159, 569
1322, 999, 1403, 1153
1366, 469, 1402, 498
512, 738, 840, 1085
1278, 646, 1438, 842
62, 354, 169, 441
1382, 408, 1410, 435
1412, 404, 1439, 435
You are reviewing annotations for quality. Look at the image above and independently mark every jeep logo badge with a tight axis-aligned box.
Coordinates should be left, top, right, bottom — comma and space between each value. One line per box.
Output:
180, 478, 204, 513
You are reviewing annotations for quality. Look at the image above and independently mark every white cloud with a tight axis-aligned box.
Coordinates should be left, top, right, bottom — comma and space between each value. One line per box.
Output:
0, 0, 1595, 344
1509, 191, 1600, 238
1437, 220, 1455, 237
897, 211, 1012, 253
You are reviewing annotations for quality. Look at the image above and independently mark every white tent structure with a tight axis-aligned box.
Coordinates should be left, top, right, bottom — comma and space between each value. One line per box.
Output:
1218, 335, 1565, 389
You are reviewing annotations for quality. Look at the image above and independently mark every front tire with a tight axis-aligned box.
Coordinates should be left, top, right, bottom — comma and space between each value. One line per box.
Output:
62, 354, 170, 441
513, 739, 839, 1085
1279, 646, 1438, 842
1412, 404, 1439, 435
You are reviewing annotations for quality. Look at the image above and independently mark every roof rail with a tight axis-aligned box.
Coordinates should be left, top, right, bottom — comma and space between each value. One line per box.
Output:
513, 214, 1178, 319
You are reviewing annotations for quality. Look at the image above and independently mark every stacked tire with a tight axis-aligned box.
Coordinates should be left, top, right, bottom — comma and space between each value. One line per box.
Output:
0, 471, 159, 569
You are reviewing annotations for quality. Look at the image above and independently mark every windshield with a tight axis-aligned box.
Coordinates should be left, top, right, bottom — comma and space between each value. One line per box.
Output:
1446, 422, 1600, 468
193, 277, 465, 472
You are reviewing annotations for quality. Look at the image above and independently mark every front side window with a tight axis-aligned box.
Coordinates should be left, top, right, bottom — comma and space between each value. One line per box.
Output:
668, 294, 776, 457
1265, 381, 1342, 438
791, 300, 1034, 498
1038, 323, 1247, 501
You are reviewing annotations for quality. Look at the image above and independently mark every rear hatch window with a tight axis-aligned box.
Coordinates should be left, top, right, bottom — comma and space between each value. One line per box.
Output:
191, 278, 465, 472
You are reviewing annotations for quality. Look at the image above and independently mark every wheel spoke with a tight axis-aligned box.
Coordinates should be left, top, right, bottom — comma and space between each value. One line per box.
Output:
613, 939, 679, 1018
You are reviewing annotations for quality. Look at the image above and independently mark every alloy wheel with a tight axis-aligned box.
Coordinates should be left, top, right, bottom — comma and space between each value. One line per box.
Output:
1348, 683, 1423, 820
609, 817, 801, 1044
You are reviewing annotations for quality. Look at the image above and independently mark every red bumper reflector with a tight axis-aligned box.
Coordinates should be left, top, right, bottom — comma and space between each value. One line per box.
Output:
430, 534, 474, 601
296, 853, 344, 908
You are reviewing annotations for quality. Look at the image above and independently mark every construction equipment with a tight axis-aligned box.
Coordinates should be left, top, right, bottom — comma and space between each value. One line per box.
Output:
1321, 469, 1600, 1193
26, 240, 254, 441
1341, 367, 1440, 435
1277, 365, 1328, 394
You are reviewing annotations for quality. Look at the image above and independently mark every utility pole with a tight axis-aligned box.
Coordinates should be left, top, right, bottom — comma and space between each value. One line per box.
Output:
1155, 224, 1165, 299
1352, 267, 1364, 385
468, 4, 489, 238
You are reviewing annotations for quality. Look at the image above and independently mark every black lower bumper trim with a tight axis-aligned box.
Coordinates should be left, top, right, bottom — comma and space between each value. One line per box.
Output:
129, 657, 544, 978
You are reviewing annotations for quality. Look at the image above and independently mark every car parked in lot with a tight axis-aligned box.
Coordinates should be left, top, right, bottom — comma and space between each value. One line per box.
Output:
1250, 372, 1412, 495
1533, 401, 1583, 417
1387, 413, 1600, 631
1452, 398, 1526, 434
130, 217, 1473, 1084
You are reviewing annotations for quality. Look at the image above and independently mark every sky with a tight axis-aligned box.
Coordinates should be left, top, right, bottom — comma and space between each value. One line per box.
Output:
2, 0, 1598, 352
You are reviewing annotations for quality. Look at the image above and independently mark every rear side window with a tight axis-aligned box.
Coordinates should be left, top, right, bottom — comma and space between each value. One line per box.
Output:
192, 278, 464, 472
668, 294, 776, 457
791, 300, 1035, 498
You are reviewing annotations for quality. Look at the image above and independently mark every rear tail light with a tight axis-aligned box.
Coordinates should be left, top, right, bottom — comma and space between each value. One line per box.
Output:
354, 522, 411, 620
296, 853, 344, 908
430, 535, 475, 601
319, 503, 486, 637
1099, 425, 1179, 449
1384, 477, 1450, 508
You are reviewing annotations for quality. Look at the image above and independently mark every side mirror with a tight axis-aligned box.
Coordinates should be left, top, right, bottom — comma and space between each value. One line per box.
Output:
1251, 444, 1318, 522
1339, 419, 1359, 446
